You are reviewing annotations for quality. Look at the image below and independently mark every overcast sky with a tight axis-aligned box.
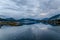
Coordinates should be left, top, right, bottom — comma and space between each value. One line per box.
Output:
0, 0, 60, 19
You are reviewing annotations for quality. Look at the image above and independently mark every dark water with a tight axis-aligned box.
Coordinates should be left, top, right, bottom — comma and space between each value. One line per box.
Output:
0, 23, 60, 40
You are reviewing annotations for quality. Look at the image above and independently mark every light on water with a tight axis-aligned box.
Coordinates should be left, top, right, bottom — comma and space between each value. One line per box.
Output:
0, 23, 60, 40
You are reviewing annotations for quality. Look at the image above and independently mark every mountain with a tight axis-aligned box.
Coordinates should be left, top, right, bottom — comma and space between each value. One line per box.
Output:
6, 18, 16, 21
41, 14, 60, 26
17, 18, 41, 25
48, 14, 60, 20
0, 18, 7, 21
0, 14, 59, 26
18, 18, 39, 21
0, 17, 16, 21
0, 15, 16, 21
0, 17, 41, 27
41, 18, 49, 24
47, 14, 60, 26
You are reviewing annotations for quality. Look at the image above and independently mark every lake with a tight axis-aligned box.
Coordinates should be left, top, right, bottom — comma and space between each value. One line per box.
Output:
0, 23, 60, 40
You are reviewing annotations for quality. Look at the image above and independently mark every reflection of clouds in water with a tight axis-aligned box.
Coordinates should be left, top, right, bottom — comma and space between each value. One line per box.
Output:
0, 24, 60, 40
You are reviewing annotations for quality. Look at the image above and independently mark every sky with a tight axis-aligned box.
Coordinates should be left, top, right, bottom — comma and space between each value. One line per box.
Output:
0, 0, 60, 19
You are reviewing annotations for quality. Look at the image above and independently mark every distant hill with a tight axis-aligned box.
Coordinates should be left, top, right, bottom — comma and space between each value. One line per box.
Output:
48, 14, 60, 20
41, 14, 60, 26
17, 18, 41, 25
18, 18, 39, 21
0, 15, 15, 21
0, 18, 16, 21
0, 14, 60, 26
46, 14, 60, 26
0, 18, 7, 21
0, 17, 41, 26
6, 18, 16, 21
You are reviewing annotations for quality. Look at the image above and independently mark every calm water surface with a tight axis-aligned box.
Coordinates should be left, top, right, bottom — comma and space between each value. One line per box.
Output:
0, 23, 60, 40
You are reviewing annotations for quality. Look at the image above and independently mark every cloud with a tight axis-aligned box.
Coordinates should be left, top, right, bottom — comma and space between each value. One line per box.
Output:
0, 0, 60, 19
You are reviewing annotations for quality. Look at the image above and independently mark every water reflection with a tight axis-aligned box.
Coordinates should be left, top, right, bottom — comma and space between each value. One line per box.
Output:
0, 14, 60, 27
0, 14, 60, 40
0, 23, 60, 40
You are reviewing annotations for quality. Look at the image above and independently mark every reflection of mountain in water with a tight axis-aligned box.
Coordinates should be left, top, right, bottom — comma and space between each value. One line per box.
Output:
18, 18, 41, 25
0, 18, 41, 27
48, 14, 60, 26
0, 14, 60, 27
41, 14, 60, 26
